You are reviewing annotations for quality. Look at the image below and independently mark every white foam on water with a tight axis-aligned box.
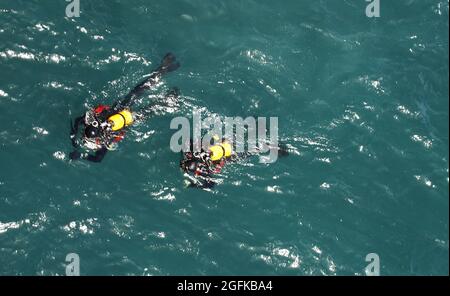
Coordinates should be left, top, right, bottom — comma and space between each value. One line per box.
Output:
411, 134, 433, 149
266, 185, 283, 194
33, 127, 49, 135
35, 23, 50, 32
53, 151, 66, 160
414, 175, 436, 188
45, 54, 66, 64
0, 221, 21, 234
320, 182, 330, 190
312, 246, 322, 255
0, 49, 36, 61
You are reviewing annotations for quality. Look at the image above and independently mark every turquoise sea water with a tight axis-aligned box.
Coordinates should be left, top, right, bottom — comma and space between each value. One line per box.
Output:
0, 0, 448, 275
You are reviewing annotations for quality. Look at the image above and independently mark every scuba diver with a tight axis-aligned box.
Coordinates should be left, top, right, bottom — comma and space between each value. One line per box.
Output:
180, 137, 289, 189
69, 53, 180, 163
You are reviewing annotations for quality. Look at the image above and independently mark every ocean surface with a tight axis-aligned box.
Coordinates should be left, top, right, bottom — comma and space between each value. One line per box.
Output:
0, 0, 448, 275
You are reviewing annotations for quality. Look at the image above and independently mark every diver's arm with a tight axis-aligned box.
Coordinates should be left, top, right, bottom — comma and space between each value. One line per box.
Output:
69, 147, 108, 163
84, 147, 108, 163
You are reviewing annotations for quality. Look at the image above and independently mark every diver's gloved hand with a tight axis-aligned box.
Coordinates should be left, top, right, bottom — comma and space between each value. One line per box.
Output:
69, 151, 81, 160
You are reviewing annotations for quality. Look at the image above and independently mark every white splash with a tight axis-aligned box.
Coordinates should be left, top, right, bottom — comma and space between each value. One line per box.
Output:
0, 221, 21, 234
320, 183, 331, 189
275, 248, 290, 257
135, 130, 155, 143
266, 185, 283, 194
151, 187, 176, 202
414, 175, 436, 188
0, 49, 36, 61
271, 247, 302, 269
35, 23, 50, 32
63, 219, 97, 235
411, 134, 433, 149
53, 151, 66, 160
46, 54, 66, 64
312, 246, 323, 255
33, 127, 49, 135
123, 52, 151, 65
318, 158, 331, 163
343, 110, 361, 122
244, 49, 273, 66
77, 26, 88, 34
397, 105, 419, 118
290, 256, 301, 268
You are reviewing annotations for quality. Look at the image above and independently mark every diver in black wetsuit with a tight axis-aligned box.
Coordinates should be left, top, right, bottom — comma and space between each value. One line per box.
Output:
69, 53, 180, 163
180, 138, 290, 189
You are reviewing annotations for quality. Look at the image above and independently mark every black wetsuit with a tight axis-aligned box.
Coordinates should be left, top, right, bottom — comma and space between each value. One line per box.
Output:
180, 140, 290, 189
70, 53, 180, 163
179, 138, 234, 189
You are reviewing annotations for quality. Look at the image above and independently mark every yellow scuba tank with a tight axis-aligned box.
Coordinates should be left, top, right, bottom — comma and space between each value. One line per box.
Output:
209, 141, 232, 161
108, 110, 133, 131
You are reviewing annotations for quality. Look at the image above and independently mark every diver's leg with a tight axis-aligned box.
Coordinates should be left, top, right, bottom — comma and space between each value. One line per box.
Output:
236, 142, 290, 160
112, 53, 180, 111
198, 178, 216, 189
135, 87, 180, 120
277, 143, 290, 157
